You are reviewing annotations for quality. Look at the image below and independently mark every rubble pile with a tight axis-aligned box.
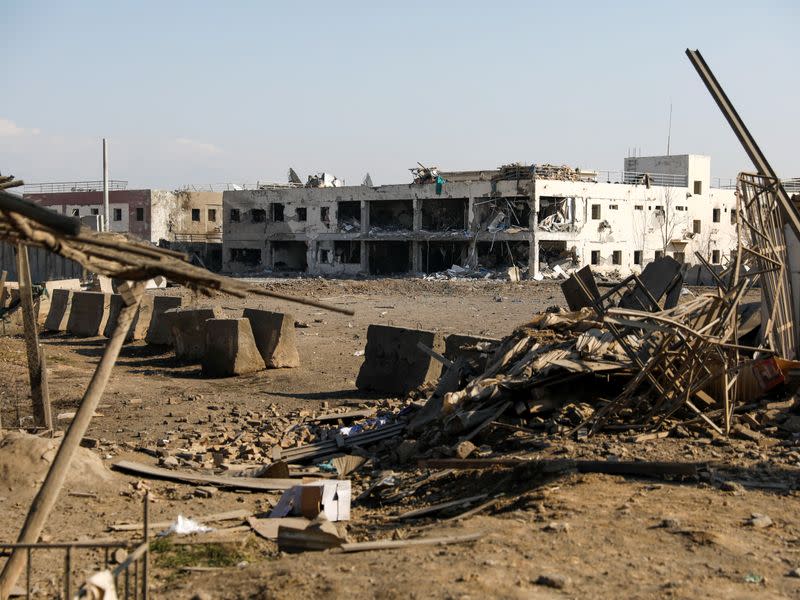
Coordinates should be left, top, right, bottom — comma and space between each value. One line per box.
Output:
423, 264, 527, 281
140, 402, 411, 472
405, 169, 800, 447
532, 163, 597, 182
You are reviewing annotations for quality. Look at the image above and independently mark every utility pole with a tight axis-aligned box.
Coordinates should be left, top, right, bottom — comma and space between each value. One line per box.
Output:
102, 138, 109, 231
666, 102, 673, 156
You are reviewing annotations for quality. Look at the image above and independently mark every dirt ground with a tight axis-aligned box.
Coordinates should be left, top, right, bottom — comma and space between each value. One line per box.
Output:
1, 278, 799, 599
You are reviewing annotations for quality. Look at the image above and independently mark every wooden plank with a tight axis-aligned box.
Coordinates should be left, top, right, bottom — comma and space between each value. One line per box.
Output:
111, 460, 307, 491
312, 409, 375, 423
393, 494, 488, 521
446, 496, 504, 522
110, 509, 252, 532
460, 401, 511, 442
419, 458, 703, 478
16, 245, 51, 430
0, 269, 7, 308
340, 532, 483, 553
167, 526, 251, 544
416, 341, 454, 369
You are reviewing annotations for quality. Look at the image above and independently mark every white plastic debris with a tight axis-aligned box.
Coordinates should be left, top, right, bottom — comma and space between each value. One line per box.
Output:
353, 350, 365, 357
158, 515, 213, 536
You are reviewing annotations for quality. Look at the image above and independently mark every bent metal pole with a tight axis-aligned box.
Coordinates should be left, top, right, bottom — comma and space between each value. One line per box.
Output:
0, 281, 145, 599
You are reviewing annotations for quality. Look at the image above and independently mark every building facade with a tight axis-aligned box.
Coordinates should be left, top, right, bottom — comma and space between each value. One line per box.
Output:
24, 187, 223, 245
23, 186, 224, 269
222, 154, 738, 277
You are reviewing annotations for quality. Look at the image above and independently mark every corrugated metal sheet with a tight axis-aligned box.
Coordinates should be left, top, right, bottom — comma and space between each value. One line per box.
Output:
0, 242, 83, 283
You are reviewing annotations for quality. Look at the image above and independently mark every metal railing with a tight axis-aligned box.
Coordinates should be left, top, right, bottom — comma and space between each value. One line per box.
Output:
783, 178, 800, 195
712, 177, 737, 189
712, 177, 800, 192
0, 494, 149, 599
172, 232, 223, 242
615, 171, 688, 187
536, 169, 689, 187
22, 181, 129, 194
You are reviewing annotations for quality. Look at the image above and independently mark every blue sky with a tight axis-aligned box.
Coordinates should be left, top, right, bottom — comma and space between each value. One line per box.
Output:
1, 1, 798, 189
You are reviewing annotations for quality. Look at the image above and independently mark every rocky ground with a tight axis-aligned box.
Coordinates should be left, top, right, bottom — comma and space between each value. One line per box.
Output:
0, 278, 799, 599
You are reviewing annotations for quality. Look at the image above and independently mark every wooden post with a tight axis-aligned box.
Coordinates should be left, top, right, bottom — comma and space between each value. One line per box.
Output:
0, 269, 7, 308
15, 244, 51, 430
0, 281, 145, 600
0, 269, 5, 429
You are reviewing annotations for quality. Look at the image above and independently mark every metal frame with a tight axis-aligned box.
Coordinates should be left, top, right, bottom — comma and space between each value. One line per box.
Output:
0, 494, 149, 599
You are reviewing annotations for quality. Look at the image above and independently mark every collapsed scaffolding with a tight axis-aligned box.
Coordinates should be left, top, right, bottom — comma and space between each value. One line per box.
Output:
412, 171, 799, 445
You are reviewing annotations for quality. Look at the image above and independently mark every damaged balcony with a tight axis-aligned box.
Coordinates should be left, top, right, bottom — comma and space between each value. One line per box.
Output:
537, 196, 577, 233
419, 240, 469, 274
368, 200, 413, 235
271, 241, 307, 272
420, 198, 468, 232
336, 201, 361, 233
475, 197, 531, 231
476, 240, 530, 270
228, 247, 263, 270
367, 241, 411, 274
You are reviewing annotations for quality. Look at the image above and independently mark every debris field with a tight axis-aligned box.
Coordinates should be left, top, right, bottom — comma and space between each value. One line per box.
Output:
1, 49, 800, 599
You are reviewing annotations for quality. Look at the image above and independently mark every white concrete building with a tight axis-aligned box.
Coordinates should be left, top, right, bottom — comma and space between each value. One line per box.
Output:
221, 154, 738, 278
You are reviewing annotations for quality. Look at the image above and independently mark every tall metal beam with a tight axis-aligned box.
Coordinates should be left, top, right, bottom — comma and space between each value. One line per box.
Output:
685, 49, 800, 238
686, 48, 800, 353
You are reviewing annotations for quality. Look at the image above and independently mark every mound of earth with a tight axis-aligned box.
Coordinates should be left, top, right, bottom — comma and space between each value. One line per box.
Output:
0, 431, 115, 498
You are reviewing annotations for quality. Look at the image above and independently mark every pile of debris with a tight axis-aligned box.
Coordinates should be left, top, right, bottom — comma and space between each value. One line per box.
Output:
423, 264, 525, 281
533, 164, 597, 182
409, 174, 800, 445
136, 402, 409, 472
410, 163, 440, 184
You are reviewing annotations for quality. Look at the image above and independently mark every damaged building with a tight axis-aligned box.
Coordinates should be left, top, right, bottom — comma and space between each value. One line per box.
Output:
22, 183, 224, 270
222, 154, 738, 277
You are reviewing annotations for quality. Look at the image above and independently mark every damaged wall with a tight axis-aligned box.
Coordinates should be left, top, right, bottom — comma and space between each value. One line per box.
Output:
221, 154, 737, 278
222, 180, 534, 275
533, 154, 737, 275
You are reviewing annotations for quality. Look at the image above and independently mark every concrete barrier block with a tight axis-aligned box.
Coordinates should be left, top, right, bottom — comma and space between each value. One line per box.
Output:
44, 289, 74, 332
66, 291, 112, 337
144, 296, 182, 345
356, 324, 444, 396
202, 318, 266, 377
444, 333, 500, 372
165, 307, 222, 362
38, 279, 81, 327
103, 294, 155, 341
242, 308, 300, 368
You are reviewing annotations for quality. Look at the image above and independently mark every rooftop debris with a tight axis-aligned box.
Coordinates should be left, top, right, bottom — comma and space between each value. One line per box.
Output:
410, 163, 439, 184
532, 163, 597, 182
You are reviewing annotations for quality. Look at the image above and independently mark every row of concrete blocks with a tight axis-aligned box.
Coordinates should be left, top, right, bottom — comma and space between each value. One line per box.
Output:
43, 290, 299, 377
355, 324, 499, 396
